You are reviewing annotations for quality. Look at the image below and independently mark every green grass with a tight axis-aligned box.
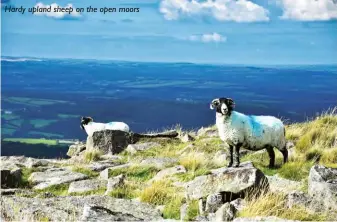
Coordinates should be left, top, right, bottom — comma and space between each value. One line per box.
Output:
3, 138, 58, 145
19, 167, 40, 188
185, 200, 199, 221
278, 161, 314, 181
71, 166, 99, 178
35, 184, 69, 196
163, 197, 184, 219
107, 182, 140, 199
84, 149, 103, 163
108, 165, 159, 182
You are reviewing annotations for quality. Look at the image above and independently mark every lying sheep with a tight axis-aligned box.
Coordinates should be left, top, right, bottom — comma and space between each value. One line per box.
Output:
80, 116, 130, 137
210, 98, 288, 168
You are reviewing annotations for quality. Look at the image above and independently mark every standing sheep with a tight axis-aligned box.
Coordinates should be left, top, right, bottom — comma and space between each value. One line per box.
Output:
80, 116, 130, 137
210, 98, 288, 168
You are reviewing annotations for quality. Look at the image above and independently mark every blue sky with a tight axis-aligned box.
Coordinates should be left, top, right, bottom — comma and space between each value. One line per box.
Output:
1, 0, 337, 64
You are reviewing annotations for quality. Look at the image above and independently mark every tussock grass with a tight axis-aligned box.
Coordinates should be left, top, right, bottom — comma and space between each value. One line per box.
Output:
239, 193, 327, 221
71, 166, 99, 178
108, 181, 140, 199
140, 180, 183, 206
108, 165, 159, 182
163, 196, 185, 219
36, 184, 69, 196
84, 149, 102, 163
19, 167, 40, 188
184, 200, 199, 221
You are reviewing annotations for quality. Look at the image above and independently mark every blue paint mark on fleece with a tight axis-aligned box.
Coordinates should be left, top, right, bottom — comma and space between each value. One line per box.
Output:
107, 122, 117, 126
248, 115, 263, 137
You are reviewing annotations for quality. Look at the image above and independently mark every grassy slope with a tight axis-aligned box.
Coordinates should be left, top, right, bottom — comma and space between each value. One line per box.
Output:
13, 109, 337, 221
3, 138, 58, 145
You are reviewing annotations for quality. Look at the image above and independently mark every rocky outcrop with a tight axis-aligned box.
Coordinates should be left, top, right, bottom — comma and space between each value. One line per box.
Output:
29, 168, 88, 190
150, 165, 186, 182
197, 127, 218, 138
266, 175, 301, 193
68, 179, 107, 194
1, 168, 22, 188
67, 142, 86, 157
0, 196, 163, 221
86, 130, 132, 155
186, 162, 268, 200
105, 175, 125, 195
308, 165, 337, 211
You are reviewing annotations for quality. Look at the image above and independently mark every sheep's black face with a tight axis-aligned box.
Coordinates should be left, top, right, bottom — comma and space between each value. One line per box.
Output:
80, 116, 93, 130
210, 98, 235, 116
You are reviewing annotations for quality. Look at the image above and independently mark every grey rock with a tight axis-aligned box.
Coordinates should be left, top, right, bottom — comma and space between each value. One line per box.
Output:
185, 162, 268, 200
150, 165, 186, 182
197, 127, 218, 138
29, 168, 88, 190
0, 156, 52, 170
233, 216, 299, 222
68, 179, 107, 194
1, 168, 22, 188
26, 158, 50, 168
180, 133, 195, 143
266, 175, 301, 193
214, 202, 236, 222
1, 195, 163, 221
105, 175, 125, 195
205, 193, 223, 213
139, 157, 178, 169
180, 203, 188, 220
99, 164, 131, 180
230, 198, 246, 212
126, 142, 160, 155
286, 191, 323, 213
87, 159, 122, 172
87, 130, 133, 155
67, 142, 86, 157
195, 215, 210, 221
308, 165, 337, 211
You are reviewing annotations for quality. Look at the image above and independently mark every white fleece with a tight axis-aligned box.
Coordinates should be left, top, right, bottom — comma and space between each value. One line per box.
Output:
83, 121, 130, 137
216, 111, 286, 150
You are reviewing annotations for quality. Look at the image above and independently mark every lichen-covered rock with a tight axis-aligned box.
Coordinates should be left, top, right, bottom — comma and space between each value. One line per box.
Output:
67, 142, 86, 157
0, 196, 163, 221
1, 168, 22, 188
87, 159, 122, 172
180, 133, 195, 143
29, 168, 88, 190
185, 162, 268, 200
197, 127, 218, 138
308, 165, 337, 211
86, 130, 132, 155
286, 191, 324, 213
126, 142, 160, 155
105, 175, 125, 195
150, 165, 186, 182
99, 164, 131, 180
214, 202, 236, 222
266, 175, 301, 193
68, 179, 107, 194
139, 157, 178, 169
230, 198, 246, 212
205, 193, 223, 213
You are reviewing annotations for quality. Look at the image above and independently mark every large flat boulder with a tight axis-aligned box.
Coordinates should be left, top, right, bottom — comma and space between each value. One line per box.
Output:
185, 162, 268, 200
29, 168, 88, 190
0, 195, 163, 221
86, 130, 132, 154
308, 165, 337, 211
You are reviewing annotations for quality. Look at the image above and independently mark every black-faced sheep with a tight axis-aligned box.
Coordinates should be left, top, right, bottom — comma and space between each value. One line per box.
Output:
80, 116, 130, 137
210, 98, 288, 168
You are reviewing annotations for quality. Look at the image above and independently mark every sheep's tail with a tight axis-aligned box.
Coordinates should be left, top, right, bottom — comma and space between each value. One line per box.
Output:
133, 130, 179, 139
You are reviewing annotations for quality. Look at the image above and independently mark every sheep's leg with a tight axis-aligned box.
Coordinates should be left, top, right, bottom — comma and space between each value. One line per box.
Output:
227, 145, 233, 167
266, 146, 275, 168
233, 144, 241, 167
280, 148, 288, 164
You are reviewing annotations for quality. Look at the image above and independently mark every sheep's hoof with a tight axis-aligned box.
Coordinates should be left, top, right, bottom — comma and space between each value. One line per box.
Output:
227, 162, 233, 167
233, 163, 240, 168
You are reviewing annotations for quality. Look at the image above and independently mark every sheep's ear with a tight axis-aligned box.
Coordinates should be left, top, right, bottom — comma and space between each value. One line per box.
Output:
226, 98, 235, 109
88, 117, 94, 122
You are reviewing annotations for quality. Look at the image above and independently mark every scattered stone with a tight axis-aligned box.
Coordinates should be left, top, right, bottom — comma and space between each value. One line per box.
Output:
1, 168, 22, 188
68, 179, 107, 194
139, 157, 178, 169
308, 165, 337, 211
180, 133, 195, 143
1, 196, 163, 221
29, 168, 88, 190
214, 202, 236, 222
126, 142, 160, 155
105, 175, 125, 195
233, 216, 299, 222
185, 162, 268, 200
197, 127, 218, 138
180, 203, 188, 220
67, 142, 86, 157
205, 193, 223, 213
99, 164, 131, 180
86, 130, 132, 155
150, 165, 186, 182
266, 175, 301, 193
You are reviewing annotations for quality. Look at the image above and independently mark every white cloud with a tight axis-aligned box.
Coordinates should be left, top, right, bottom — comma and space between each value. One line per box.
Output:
33, 2, 82, 19
279, 0, 337, 21
159, 0, 269, 22
188, 33, 227, 43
